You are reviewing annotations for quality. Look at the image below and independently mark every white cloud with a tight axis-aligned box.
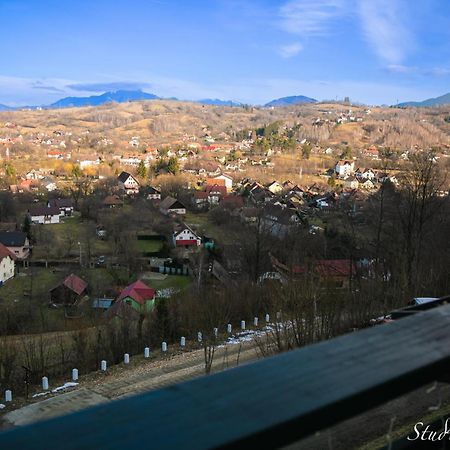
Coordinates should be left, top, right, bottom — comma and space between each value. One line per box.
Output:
357, 0, 413, 64
386, 64, 417, 74
279, 0, 346, 36
278, 42, 303, 58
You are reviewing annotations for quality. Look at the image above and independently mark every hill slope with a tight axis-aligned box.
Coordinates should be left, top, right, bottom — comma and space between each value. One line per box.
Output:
398, 92, 450, 107
265, 95, 317, 107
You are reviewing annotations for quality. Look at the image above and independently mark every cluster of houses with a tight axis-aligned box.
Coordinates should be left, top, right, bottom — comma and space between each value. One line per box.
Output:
332, 160, 398, 190
48, 272, 157, 319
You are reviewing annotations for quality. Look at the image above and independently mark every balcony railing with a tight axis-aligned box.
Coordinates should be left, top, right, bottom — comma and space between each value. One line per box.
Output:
1, 296, 450, 449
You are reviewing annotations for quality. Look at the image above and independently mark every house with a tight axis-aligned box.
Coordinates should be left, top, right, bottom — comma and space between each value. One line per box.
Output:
266, 181, 283, 194
364, 146, 380, 159
102, 195, 124, 208
29, 205, 61, 224
112, 280, 156, 314
261, 205, 301, 237
240, 207, 259, 223
50, 274, 88, 306
272, 256, 356, 289
206, 184, 227, 204
0, 231, 30, 259
49, 198, 74, 216
146, 186, 161, 200
40, 177, 57, 192
117, 171, 140, 195
25, 169, 43, 180
79, 159, 100, 170
193, 191, 209, 209
335, 160, 355, 178
211, 173, 233, 191
173, 224, 201, 248
160, 196, 186, 215
0, 243, 16, 285
344, 176, 359, 189
360, 179, 375, 190
221, 194, 244, 210
355, 168, 375, 180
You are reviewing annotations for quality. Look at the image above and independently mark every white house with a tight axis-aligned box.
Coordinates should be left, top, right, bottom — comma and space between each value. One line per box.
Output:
29, 205, 61, 224
0, 231, 30, 259
173, 225, 201, 248
211, 173, 233, 191
118, 171, 140, 195
79, 159, 100, 170
335, 160, 355, 178
0, 243, 16, 284
146, 186, 161, 200
49, 198, 74, 216
355, 168, 375, 180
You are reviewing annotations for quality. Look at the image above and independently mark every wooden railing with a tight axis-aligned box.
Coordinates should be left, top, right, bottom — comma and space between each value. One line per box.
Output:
1, 296, 450, 449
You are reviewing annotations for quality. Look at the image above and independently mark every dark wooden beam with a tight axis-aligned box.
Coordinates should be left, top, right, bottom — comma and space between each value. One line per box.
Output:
2, 301, 450, 449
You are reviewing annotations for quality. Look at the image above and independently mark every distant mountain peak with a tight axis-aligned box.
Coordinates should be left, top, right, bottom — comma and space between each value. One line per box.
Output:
50, 89, 160, 108
397, 92, 450, 107
265, 95, 317, 107
196, 98, 242, 107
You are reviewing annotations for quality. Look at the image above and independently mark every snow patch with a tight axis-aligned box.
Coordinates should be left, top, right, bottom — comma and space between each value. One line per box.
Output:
32, 391, 50, 398
0, 404, 5, 409
52, 382, 78, 393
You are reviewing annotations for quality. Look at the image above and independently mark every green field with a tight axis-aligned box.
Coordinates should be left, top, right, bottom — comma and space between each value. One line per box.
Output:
140, 274, 192, 292
137, 239, 163, 253
31, 215, 113, 259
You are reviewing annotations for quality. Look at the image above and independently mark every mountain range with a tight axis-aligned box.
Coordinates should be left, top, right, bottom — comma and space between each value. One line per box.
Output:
197, 98, 242, 107
50, 89, 160, 108
397, 92, 450, 107
0, 90, 321, 110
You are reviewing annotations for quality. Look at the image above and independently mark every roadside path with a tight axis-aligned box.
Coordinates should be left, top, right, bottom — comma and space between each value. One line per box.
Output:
1, 341, 260, 428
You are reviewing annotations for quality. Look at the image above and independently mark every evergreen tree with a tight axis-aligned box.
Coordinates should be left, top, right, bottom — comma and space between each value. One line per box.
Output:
136, 160, 147, 178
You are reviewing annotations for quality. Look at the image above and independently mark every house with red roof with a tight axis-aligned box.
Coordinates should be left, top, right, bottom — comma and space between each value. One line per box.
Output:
0, 243, 17, 285
113, 280, 156, 314
173, 224, 201, 248
271, 255, 356, 289
50, 274, 88, 306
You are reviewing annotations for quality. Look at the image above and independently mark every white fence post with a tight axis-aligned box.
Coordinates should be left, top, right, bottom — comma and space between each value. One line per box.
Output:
124, 353, 130, 364
253, 317, 258, 327
241, 320, 246, 330
162, 342, 168, 352
144, 347, 150, 358
5, 390, 12, 402
72, 369, 78, 381
265, 313, 270, 323
198, 332, 203, 343
101, 360, 107, 371
180, 337, 186, 347
42, 377, 49, 390
227, 324, 232, 334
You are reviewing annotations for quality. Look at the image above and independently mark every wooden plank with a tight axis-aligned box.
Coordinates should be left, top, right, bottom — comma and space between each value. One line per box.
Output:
3, 303, 450, 449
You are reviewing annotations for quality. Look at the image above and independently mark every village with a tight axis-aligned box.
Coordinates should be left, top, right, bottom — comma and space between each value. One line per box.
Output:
0, 100, 449, 425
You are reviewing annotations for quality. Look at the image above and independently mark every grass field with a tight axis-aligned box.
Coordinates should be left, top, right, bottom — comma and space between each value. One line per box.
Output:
31, 215, 113, 260
137, 239, 163, 253
184, 211, 232, 244
140, 273, 192, 292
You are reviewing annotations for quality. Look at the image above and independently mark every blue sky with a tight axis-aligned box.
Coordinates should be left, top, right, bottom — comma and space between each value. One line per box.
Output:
1, 0, 450, 106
